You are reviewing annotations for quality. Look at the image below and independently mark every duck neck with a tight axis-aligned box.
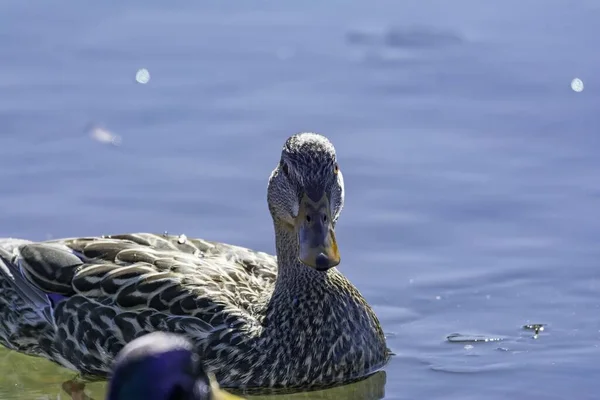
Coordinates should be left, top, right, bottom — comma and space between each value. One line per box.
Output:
272, 221, 331, 292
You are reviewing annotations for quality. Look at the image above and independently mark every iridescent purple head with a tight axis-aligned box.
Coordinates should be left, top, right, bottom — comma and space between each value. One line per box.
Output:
107, 332, 239, 400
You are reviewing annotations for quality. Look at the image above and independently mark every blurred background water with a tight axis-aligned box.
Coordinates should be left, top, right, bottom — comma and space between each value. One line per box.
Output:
0, 1, 599, 399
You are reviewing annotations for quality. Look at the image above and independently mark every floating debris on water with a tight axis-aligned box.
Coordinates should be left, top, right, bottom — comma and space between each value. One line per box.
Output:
446, 333, 504, 343
177, 234, 188, 244
523, 323, 545, 333
88, 125, 121, 146
523, 323, 546, 339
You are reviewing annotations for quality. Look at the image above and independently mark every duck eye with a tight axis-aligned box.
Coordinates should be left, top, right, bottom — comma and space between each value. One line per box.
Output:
333, 163, 339, 174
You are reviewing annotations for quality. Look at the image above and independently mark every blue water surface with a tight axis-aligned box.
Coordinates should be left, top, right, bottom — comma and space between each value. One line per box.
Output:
0, 1, 599, 399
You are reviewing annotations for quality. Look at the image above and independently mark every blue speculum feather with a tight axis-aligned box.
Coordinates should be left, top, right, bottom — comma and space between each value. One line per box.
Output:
47, 293, 67, 307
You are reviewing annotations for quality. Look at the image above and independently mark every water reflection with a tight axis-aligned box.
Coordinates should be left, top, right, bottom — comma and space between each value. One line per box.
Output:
0, 347, 386, 400
245, 373, 386, 400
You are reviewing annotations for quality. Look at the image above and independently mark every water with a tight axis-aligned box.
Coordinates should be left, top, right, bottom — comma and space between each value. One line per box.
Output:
0, 1, 599, 399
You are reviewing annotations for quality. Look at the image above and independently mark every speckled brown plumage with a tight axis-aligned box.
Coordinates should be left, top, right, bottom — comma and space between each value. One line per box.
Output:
0, 132, 390, 391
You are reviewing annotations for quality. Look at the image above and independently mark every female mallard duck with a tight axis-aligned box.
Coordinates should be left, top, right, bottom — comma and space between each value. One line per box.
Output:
0, 132, 389, 390
108, 332, 241, 400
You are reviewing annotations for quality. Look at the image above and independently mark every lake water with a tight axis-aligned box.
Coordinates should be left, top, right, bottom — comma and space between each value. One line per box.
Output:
1, 1, 599, 399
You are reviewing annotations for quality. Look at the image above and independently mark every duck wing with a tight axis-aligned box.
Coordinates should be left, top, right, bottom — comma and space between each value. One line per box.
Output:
3, 233, 278, 375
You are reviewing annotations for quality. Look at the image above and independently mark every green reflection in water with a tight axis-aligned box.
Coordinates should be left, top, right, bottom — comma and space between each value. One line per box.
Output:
0, 346, 386, 400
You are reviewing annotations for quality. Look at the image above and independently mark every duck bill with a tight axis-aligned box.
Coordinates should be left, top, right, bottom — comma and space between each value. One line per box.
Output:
213, 387, 244, 400
209, 374, 244, 400
295, 193, 340, 271
211, 381, 244, 400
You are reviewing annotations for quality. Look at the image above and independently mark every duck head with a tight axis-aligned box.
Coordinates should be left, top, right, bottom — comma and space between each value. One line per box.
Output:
107, 332, 241, 400
267, 133, 345, 271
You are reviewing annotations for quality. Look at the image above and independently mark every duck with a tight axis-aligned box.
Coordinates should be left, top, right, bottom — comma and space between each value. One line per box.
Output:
107, 331, 241, 400
0, 132, 390, 391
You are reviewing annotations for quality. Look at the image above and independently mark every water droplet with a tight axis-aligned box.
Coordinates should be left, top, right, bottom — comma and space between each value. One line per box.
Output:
177, 234, 187, 244
464, 344, 474, 350
136, 68, 151, 84
435, 295, 441, 300
571, 78, 584, 92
